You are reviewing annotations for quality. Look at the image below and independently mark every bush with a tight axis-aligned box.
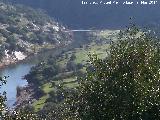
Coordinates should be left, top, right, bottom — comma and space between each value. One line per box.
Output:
62, 27, 160, 120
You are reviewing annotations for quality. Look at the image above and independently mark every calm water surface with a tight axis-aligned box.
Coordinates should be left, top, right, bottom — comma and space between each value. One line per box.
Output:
0, 63, 34, 107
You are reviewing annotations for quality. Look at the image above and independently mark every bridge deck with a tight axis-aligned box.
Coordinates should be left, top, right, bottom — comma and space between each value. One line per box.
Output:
64, 29, 99, 32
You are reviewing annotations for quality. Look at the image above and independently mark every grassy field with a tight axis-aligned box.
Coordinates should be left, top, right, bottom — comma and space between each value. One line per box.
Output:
32, 30, 119, 111
33, 95, 48, 112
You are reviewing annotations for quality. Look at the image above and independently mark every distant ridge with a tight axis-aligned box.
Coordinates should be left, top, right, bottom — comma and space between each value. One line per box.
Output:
7, 0, 160, 29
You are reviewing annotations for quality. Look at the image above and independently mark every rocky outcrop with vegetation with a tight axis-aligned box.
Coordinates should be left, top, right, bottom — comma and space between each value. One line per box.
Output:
0, 1, 72, 68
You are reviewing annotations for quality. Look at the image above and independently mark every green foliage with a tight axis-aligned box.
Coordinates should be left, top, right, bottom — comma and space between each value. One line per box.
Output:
0, 76, 7, 117
0, 1, 71, 55
0, 29, 10, 38
3, 107, 39, 120
26, 59, 59, 85
62, 27, 160, 120
0, 76, 40, 120
0, 47, 5, 61
6, 35, 17, 51
2, 23, 160, 120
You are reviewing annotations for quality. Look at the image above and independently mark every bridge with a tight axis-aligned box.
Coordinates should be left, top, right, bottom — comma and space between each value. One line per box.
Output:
64, 29, 100, 32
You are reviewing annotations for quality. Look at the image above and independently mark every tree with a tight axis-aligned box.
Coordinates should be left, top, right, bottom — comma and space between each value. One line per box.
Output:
70, 54, 76, 61
66, 61, 76, 71
0, 76, 39, 120
62, 27, 160, 120
0, 76, 7, 118
6, 35, 17, 51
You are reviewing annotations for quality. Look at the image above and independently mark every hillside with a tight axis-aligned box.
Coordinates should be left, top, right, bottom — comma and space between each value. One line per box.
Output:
8, 0, 160, 29
0, 1, 71, 68
23, 30, 119, 111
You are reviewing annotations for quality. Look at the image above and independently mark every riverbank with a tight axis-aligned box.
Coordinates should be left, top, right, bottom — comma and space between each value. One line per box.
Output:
15, 84, 34, 107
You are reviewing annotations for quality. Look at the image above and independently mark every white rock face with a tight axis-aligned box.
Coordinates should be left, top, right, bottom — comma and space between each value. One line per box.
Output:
14, 51, 26, 60
5, 50, 9, 58
53, 26, 59, 32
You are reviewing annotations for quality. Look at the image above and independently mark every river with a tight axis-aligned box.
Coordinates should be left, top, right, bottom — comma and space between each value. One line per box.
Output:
0, 31, 90, 107
0, 63, 34, 107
